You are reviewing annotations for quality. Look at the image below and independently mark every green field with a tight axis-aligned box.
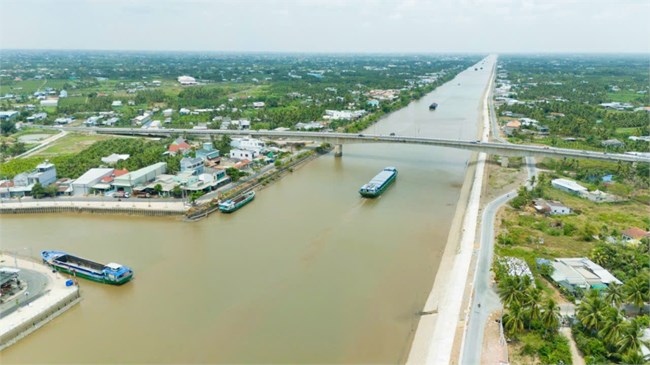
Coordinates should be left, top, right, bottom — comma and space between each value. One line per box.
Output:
34, 133, 113, 156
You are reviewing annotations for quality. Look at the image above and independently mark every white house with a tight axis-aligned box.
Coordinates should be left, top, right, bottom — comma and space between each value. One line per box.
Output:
177, 76, 197, 85
533, 199, 571, 215
230, 137, 265, 152
72, 168, 114, 196
230, 149, 259, 160
551, 178, 588, 195
40, 99, 58, 107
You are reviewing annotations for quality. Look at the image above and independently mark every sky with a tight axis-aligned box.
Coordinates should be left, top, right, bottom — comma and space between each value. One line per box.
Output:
1, 0, 648, 53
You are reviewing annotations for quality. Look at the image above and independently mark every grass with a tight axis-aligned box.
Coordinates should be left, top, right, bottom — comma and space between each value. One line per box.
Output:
33, 134, 113, 156
10, 128, 58, 138
615, 127, 643, 135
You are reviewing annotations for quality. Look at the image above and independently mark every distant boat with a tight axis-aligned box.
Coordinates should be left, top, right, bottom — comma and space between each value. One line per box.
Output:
218, 190, 255, 213
429, 102, 438, 110
41, 250, 133, 285
359, 167, 398, 198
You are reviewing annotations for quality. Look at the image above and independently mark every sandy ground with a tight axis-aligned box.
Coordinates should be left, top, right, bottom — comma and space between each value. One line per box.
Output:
406, 56, 494, 365
481, 310, 509, 365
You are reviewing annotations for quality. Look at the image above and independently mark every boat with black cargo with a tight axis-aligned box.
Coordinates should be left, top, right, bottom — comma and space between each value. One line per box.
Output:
218, 190, 256, 213
359, 167, 398, 198
41, 250, 133, 285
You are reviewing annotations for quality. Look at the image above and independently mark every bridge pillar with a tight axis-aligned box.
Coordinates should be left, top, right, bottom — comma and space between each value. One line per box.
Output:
500, 156, 509, 168
334, 144, 343, 157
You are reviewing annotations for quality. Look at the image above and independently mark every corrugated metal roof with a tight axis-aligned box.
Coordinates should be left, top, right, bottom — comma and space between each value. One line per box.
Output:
73, 168, 114, 185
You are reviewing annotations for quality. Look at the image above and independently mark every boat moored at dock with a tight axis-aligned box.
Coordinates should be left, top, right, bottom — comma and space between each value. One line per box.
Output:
359, 167, 397, 198
218, 190, 256, 213
41, 251, 133, 285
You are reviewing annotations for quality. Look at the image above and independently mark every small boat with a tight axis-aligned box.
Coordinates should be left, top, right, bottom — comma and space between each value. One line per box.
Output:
41, 251, 133, 285
218, 190, 255, 213
429, 102, 438, 110
359, 167, 397, 198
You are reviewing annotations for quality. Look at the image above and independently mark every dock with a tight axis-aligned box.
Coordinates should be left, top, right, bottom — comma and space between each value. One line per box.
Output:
0, 253, 81, 351
0, 200, 187, 217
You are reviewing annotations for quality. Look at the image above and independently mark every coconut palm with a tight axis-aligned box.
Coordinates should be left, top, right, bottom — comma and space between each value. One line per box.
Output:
598, 307, 624, 349
540, 297, 560, 337
503, 303, 526, 337
616, 318, 648, 355
577, 290, 607, 333
624, 278, 649, 313
605, 283, 624, 308
621, 349, 646, 365
498, 276, 525, 308
523, 287, 543, 329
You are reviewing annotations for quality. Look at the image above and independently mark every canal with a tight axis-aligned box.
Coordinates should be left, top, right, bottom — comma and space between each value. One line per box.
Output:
0, 56, 495, 363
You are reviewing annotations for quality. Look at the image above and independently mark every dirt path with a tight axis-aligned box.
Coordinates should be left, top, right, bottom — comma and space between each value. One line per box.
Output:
560, 327, 586, 365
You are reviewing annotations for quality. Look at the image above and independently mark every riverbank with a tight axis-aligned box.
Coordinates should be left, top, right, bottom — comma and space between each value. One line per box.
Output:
406, 56, 495, 365
0, 254, 81, 351
0, 200, 187, 216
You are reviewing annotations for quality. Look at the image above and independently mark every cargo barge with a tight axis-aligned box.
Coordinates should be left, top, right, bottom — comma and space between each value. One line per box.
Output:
359, 167, 398, 198
218, 190, 256, 213
41, 250, 133, 285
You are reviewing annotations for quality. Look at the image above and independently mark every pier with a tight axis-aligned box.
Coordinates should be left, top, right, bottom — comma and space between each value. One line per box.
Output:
0, 253, 81, 351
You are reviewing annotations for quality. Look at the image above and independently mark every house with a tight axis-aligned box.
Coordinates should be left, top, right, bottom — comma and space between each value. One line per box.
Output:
180, 157, 204, 175
112, 162, 167, 193
40, 99, 58, 107
601, 139, 624, 148
504, 120, 521, 136
179, 108, 191, 115
111, 100, 123, 108
101, 153, 130, 165
72, 168, 114, 196
59, 90, 68, 98
230, 149, 259, 160
551, 178, 588, 195
195, 143, 220, 161
163, 108, 173, 117
0, 111, 19, 121
177, 76, 197, 85
230, 137, 265, 152
252, 102, 265, 108
367, 99, 380, 107
54, 117, 73, 125
167, 137, 192, 155
295, 121, 324, 131
26, 112, 47, 122
132, 113, 151, 126
547, 257, 622, 293
629, 136, 650, 142
103, 117, 119, 126
621, 227, 650, 244
533, 199, 572, 215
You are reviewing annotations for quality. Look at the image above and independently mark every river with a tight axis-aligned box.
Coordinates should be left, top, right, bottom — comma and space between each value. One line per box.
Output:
0, 56, 494, 364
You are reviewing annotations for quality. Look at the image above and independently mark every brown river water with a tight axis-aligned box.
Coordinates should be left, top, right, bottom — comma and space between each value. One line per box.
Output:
0, 56, 494, 364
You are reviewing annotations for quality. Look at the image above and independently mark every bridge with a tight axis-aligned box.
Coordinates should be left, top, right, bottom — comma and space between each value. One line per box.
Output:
49, 126, 650, 163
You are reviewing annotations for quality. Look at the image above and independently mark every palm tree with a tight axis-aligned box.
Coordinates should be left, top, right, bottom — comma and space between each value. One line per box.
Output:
523, 287, 542, 329
598, 307, 624, 350
498, 276, 525, 308
540, 298, 560, 337
625, 278, 649, 313
604, 283, 624, 308
503, 303, 526, 337
617, 318, 648, 355
621, 349, 646, 365
577, 290, 607, 333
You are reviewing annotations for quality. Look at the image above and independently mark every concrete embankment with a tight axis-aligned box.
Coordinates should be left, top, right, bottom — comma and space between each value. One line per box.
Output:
0, 200, 187, 216
0, 254, 81, 351
406, 56, 494, 365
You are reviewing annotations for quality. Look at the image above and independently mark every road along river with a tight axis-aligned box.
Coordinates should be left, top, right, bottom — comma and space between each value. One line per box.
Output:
0, 56, 494, 364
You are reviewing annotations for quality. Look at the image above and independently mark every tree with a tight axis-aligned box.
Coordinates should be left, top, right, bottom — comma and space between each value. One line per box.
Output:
498, 276, 526, 308
598, 307, 624, 350
31, 182, 45, 199
616, 318, 647, 355
153, 183, 163, 196
540, 298, 560, 337
604, 283, 624, 308
625, 278, 650, 313
503, 303, 526, 337
524, 287, 543, 329
171, 185, 182, 198
577, 290, 607, 333
1, 120, 16, 136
